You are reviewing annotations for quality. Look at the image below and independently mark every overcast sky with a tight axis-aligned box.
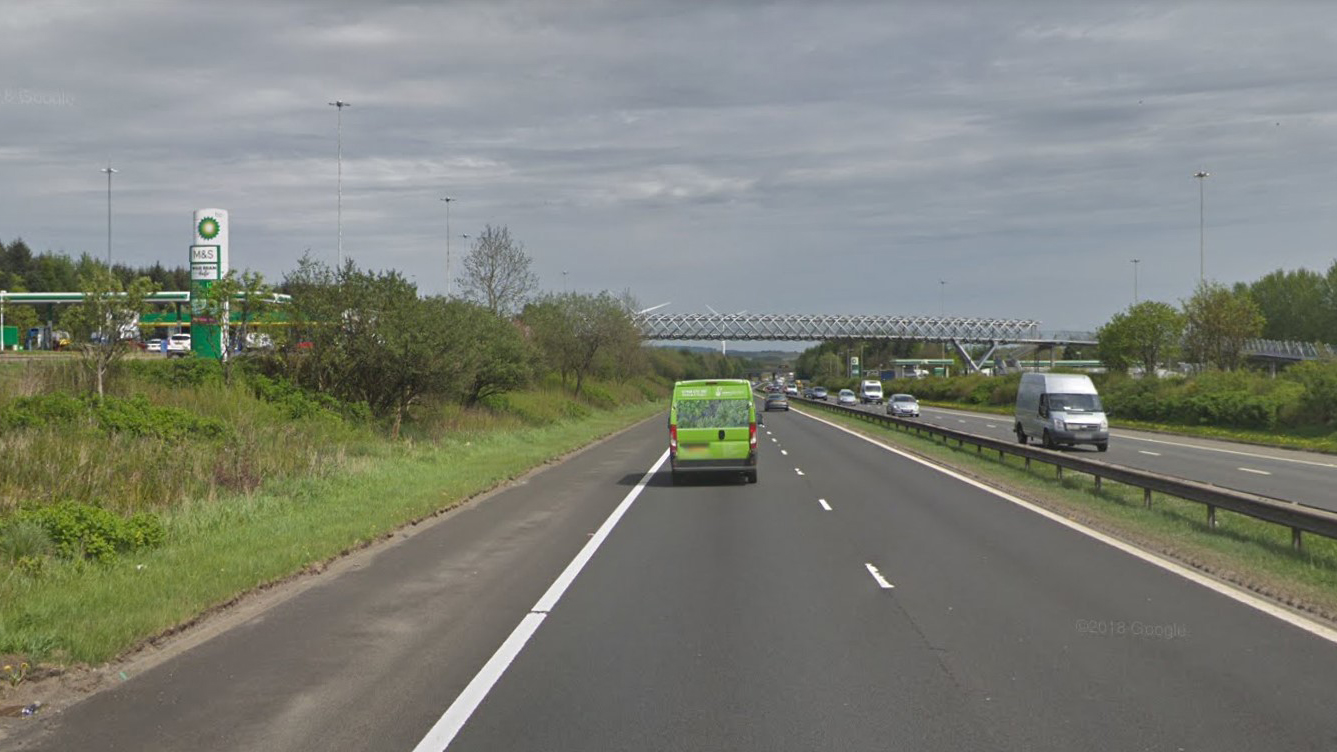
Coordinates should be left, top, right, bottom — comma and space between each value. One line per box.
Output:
3, 0, 1336, 335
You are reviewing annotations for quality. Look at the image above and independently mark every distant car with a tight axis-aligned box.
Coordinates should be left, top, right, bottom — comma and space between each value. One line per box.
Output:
802, 387, 814, 399
166, 333, 191, 358
837, 389, 857, 406
811, 386, 828, 401
145, 338, 163, 352
764, 384, 780, 393
764, 393, 790, 411
784, 384, 799, 397
886, 393, 920, 417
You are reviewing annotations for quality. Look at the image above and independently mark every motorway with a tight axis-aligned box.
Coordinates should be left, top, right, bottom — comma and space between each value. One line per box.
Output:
10, 402, 1337, 750
830, 398, 1337, 512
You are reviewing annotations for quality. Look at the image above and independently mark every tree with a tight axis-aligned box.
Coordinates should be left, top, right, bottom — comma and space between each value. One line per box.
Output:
523, 292, 637, 395
199, 269, 274, 384
1241, 268, 1328, 342
450, 301, 533, 405
63, 270, 159, 398
457, 224, 539, 316
1096, 301, 1185, 376
1182, 282, 1265, 371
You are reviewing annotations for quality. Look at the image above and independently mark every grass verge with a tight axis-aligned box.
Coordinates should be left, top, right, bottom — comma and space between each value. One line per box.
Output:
0, 400, 662, 667
799, 402, 1337, 624
918, 399, 1337, 454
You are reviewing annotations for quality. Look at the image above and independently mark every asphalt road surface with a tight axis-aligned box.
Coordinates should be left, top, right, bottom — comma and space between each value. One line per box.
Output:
831, 398, 1337, 512
11, 403, 1337, 751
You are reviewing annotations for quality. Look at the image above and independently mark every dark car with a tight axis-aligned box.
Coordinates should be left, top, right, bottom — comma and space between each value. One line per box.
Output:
764, 393, 790, 411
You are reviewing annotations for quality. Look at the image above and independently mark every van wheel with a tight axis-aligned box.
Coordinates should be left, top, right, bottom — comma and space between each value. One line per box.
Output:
1015, 424, 1027, 444
1097, 442, 1109, 452
746, 471, 758, 484
1042, 430, 1056, 449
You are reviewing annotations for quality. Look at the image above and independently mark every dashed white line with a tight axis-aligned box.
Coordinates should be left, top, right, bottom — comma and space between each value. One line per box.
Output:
1238, 467, 1272, 476
958, 419, 967, 424
864, 563, 895, 589
766, 431, 772, 435
986, 424, 997, 429
795, 468, 805, 476
793, 408, 1337, 646
780, 449, 788, 456
818, 498, 832, 511
1139, 450, 1162, 457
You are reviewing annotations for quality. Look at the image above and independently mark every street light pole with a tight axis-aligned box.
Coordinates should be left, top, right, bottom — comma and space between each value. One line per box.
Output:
1193, 170, 1209, 284
100, 164, 118, 268
329, 100, 351, 267
439, 197, 453, 297
1131, 258, 1140, 304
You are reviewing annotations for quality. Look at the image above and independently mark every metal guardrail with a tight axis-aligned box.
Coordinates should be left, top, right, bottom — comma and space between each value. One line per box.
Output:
776, 392, 1337, 551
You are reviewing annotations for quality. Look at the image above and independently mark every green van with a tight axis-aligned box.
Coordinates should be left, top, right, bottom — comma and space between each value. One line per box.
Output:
669, 379, 758, 484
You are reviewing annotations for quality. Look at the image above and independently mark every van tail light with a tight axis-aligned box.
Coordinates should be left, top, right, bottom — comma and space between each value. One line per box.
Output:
669, 424, 678, 452
749, 421, 757, 450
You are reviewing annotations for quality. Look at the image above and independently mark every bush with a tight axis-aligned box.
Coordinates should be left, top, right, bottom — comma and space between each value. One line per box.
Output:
121, 358, 223, 388
0, 393, 88, 430
92, 395, 232, 441
249, 374, 349, 421
21, 502, 165, 563
578, 383, 617, 409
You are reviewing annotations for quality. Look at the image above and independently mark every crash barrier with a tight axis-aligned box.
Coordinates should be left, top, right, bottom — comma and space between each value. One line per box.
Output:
768, 390, 1337, 551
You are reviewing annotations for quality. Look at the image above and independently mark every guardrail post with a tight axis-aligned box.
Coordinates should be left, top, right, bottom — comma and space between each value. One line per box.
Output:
1143, 488, 1152, 508
1293, 528, 1303, 551
1056, 465, 1063, 480
1207, 505, 1217, 528
976, 444, 983, 455
1094, 475, 1102, 492
1024, 456, 1031, 470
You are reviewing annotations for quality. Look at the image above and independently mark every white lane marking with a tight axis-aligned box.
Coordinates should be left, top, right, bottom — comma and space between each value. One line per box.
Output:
766, 431, 772, 435
795, 468, 805, 476
958, 419, 967, 424
781, 449, 788, 456
818, 498, 832, 511
771, 437, 777, 443
411, 450, 669, 752
1239, 467, 1272, 476
791, 408, 1337, 647
926, 406, 1337, 469
865, 563, 895, 589
986, 424, 997, 429
1139, 450, 1162, 457
1109, 434, 1337, 468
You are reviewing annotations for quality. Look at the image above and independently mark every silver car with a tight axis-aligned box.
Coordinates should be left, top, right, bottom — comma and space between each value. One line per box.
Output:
886, 393, 920, 417
837, 389, 858, 406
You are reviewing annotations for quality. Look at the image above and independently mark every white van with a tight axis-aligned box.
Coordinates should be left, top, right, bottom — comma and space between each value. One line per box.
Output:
858, 379, 884, 405
1014, 373, 1109, 451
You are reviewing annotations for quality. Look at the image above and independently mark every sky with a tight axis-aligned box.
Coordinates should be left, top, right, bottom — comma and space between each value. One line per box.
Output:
3, 0, 1337, 337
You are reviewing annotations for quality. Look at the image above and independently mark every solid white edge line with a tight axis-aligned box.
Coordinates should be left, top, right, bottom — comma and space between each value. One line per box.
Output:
818, 498, 832, 511
410, 449, 670, 752
864, 562, 894, 589
1138, 450, 1162, 456
1238, 467, 1272, 476
409, 613, 546, 752
791, 407, 1337, 646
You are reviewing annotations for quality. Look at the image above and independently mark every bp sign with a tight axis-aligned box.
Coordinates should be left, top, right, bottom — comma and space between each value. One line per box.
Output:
190, 209, 229, 359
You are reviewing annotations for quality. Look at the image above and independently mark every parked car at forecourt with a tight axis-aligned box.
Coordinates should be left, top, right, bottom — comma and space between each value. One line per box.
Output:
837, 389, 858, 406
764, 393, 789, 411
668, 379, 758, 484
886, 393, 920, 417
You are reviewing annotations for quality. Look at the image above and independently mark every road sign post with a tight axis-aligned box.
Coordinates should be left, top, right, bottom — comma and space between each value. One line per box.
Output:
190, 209, 228, 359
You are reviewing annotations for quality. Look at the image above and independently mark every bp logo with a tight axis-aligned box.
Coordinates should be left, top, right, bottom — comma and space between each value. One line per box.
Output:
197, 216, 221, 240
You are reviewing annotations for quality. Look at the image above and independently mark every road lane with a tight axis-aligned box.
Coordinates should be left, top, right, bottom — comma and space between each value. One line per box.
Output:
440, 404, 1337, 750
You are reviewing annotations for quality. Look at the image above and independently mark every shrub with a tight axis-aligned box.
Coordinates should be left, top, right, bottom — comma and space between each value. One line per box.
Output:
121, 358, 223, 388
0, 393, 88, 430
579, 383, 617, 409
22, 502, 165, 564
92, 395, 232, 441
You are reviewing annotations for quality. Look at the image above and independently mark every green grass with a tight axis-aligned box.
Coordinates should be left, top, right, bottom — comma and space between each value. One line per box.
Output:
0, 400, 663, 665
918, 398, 1337, 454
799, 401, 1337, 620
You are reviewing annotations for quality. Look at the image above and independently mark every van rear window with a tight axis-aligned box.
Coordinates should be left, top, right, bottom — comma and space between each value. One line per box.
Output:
676, 399, 750, 428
